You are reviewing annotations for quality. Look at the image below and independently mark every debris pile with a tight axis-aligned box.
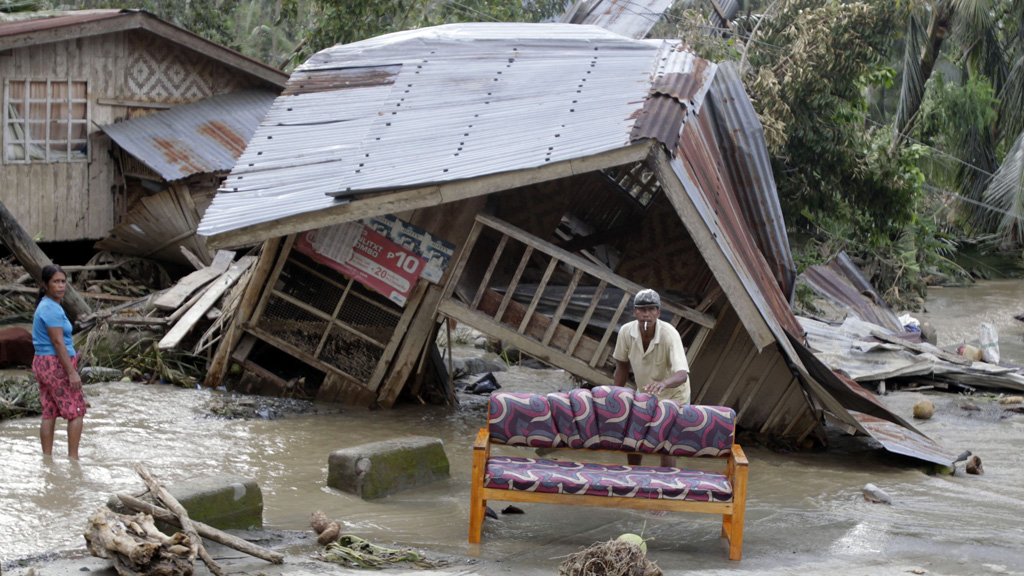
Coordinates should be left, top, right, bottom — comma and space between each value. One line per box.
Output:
0, 375, 40, 420
308, 509, 442, 569
85, 463, 283, 576
558, 539, 661, 576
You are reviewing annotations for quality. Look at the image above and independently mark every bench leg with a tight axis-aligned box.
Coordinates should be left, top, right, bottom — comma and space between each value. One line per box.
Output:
469, 487, 487, 543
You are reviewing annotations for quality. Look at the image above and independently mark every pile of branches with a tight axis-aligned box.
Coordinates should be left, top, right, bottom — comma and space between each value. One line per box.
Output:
0, 375, 40, 420
558, 540, 662, 576
85, 463, 283, 576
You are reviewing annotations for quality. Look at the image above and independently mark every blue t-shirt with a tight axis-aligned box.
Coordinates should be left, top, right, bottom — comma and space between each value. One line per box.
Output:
32, 297, 75, 357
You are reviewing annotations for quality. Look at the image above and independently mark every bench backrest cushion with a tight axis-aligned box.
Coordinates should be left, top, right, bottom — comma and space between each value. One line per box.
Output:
488, 386, 735, 457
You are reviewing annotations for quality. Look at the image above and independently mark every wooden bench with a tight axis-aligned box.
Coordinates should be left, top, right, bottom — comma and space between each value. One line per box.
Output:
469, 386, 749, 560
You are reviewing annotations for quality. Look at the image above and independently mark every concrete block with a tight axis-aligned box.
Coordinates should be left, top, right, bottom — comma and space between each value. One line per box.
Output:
109, 474, 263, 531
328, 436, 449, 500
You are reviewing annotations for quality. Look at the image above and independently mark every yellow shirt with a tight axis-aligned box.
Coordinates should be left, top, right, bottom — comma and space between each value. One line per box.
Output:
612, 319, 690, 404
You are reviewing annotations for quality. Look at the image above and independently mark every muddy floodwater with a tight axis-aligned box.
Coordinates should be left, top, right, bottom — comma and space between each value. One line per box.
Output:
916, 278, 1024, 365
2, 280, 1024, 575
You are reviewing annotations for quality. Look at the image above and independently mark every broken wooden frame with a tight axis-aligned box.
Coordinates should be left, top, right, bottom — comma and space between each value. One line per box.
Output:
437, 213, 717, 384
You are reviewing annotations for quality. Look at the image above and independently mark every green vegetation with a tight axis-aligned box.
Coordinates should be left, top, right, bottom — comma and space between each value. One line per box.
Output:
0, 374, 40, 420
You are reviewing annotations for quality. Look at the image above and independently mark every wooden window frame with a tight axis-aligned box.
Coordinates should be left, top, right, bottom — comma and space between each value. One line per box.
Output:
3, 78, 91, 164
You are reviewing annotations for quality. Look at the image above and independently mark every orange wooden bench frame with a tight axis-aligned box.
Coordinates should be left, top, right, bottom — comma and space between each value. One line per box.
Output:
468, 428, 749, 560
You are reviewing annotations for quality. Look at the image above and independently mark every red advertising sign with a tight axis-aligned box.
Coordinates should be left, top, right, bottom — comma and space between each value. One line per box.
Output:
295, 225, 425, 306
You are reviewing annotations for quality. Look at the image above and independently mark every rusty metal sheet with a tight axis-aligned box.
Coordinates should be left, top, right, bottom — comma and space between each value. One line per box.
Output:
801, 251, 903, 333
100, 89, 277, 181
559, 0, 674, 39
853, 412, 958, 467
671, 110, 805, 342
707, 62, 796, 299
281, 65, 401, 96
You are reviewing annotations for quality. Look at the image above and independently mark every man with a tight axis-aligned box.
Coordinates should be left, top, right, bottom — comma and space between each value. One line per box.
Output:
613, 288, 689, 468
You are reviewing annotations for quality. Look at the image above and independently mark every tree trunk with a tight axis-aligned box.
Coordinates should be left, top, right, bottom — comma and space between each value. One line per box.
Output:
0, 200, 92, 323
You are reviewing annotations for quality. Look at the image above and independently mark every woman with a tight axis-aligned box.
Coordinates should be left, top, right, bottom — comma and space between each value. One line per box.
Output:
32, 264, 85, 460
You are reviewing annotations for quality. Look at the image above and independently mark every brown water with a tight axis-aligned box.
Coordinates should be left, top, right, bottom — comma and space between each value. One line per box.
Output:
3, 281, 1024, 574
916, 278, 1024, 365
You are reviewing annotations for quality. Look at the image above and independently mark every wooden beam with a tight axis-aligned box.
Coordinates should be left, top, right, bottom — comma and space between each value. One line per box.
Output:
650, 147, 773, 349
153, 250, 234, 311
158, 256, 255, 351
542, 268, 584, 347
0, 200, 91, 323
376, 286, 445, 408
567, 280, 607, 357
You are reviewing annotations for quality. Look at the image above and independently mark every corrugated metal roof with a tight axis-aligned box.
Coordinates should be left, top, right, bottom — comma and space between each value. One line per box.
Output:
708, 0, 740, 29
559, 0, 674, 39
100, 89, 278, 181
199, 24, 678, 237
801, 251, 903, 333
707, 62, 796, 299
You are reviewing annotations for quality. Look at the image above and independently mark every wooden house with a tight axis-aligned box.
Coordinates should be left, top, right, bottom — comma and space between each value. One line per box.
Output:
196, 23, 956, 466
0, 10, 287, 249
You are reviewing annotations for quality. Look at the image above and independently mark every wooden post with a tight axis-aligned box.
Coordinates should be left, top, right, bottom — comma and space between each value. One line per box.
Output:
0, 200, 91, 323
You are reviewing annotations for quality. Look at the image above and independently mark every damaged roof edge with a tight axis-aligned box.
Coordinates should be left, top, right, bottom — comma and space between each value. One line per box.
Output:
201, 139, 655, 250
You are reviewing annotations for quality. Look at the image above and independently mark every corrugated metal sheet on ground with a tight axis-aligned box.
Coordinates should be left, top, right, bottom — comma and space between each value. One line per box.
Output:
559, 0, 673, 39
199, 24, 692, 237
801, 251, 902, 333
707, 62, 795, 299
800, 316, 1024, 390
852, 412, 958, 466
100, 89, 278, 181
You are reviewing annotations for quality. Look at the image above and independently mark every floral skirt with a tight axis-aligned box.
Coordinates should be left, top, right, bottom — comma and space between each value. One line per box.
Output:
33, 355, 85, 420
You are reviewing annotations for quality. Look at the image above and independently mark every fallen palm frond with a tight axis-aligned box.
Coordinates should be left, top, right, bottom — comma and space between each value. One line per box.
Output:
0, 374, 40, 420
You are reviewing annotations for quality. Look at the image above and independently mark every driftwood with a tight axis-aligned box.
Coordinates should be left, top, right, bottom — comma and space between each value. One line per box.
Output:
134, 463, 224, 576
117, 493, 284, 564
84, 507, 193, 576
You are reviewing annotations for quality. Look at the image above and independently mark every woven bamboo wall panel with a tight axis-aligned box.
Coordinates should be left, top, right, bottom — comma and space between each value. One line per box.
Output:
126, 32, 256, 102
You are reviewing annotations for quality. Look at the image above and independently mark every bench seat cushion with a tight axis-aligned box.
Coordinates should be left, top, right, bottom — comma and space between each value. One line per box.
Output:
484, 456, 733, 501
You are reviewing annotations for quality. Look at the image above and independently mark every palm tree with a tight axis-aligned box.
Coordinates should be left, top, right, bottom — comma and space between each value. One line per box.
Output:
891, 0, 1024, 246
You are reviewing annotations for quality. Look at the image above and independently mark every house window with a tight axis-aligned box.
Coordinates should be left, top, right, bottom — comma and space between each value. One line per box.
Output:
3, 79, 89, 163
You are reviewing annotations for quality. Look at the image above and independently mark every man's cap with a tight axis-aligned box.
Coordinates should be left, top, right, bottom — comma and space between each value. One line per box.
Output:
633, 289, 660, 308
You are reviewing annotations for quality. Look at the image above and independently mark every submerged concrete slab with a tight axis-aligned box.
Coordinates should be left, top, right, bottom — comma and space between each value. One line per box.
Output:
108, 474, 263, 531
328, 436, 449, 500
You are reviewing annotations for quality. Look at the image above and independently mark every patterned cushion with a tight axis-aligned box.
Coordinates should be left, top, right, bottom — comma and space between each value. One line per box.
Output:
488, 387, 735, 457
484, 456, 733, 501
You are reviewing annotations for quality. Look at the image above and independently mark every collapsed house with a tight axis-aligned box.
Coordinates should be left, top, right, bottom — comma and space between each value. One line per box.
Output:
0, 10, 286, 256
194, 23, 956, 466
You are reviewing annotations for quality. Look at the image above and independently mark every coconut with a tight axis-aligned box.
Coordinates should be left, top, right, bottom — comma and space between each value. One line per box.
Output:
617, 533, 647, 554
913, 400, 934, 420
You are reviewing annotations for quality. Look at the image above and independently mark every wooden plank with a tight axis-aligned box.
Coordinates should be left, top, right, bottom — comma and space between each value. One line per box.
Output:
694, 321, 744, 405
251, 234, 296, 325
314, 277, 353, 358
439, 299, 614, 386
476, 288, 603, 364
477, 213, 716, 329
365, 278, 429, 393
760, 376, 804, 435
180, 246, 206, 270
590, 291, 629, 368
158, 256, 255, 351
869, 329, 972, 366
230, 333, 258, 364
567, 280, 606, 357
153, 250, 235, 310
470, 234, 508, 310
496, 246, 532, 321
542, 268, 583, 347
480, 486, 733, 515
518, 256, 557, 334
377, 286, 445, 408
